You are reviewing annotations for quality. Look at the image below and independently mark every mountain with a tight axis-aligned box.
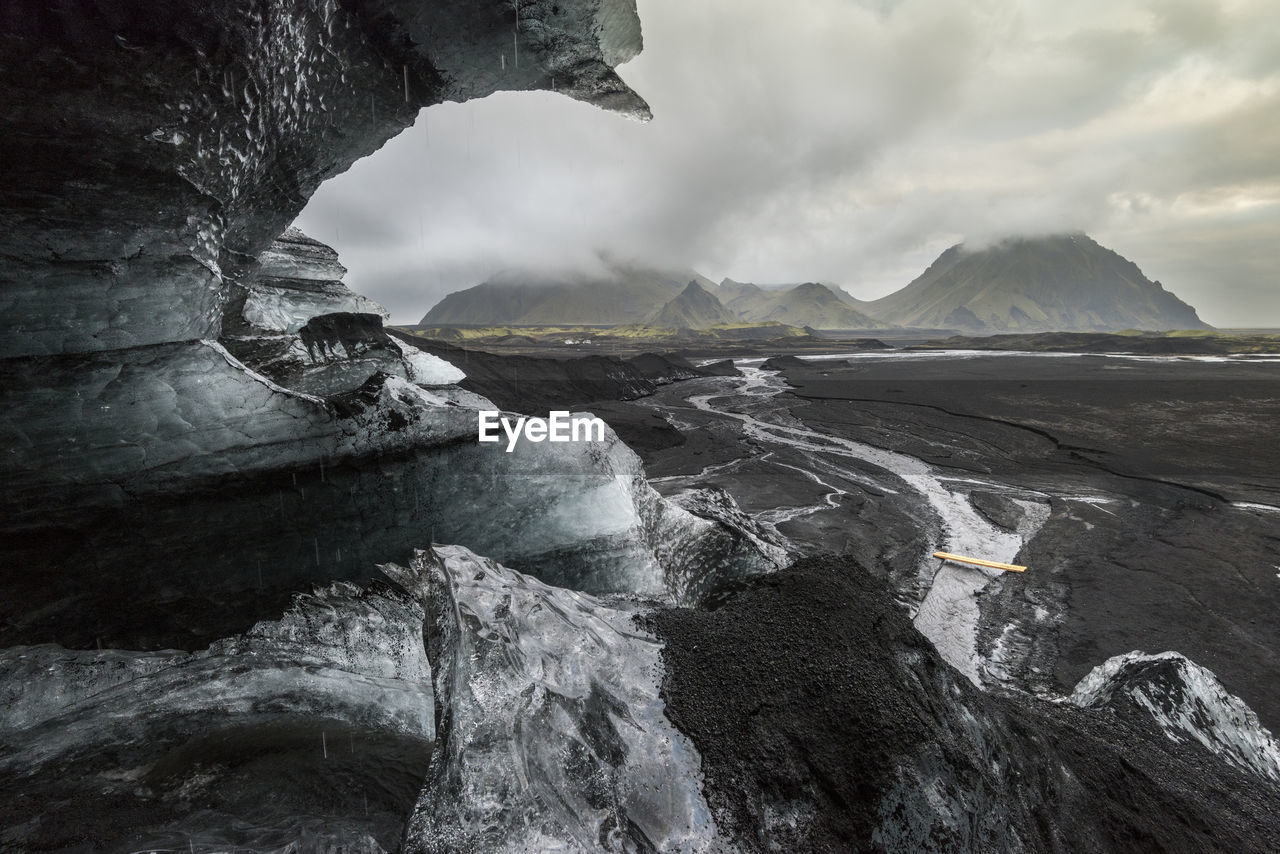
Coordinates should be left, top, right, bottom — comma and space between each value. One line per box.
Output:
423, 272, 888, 330
721, 280, 887, 329
420, 264, 718, 326
867, 234, 1210, 332
649, 281, 738, 329
717, 279, 772, 318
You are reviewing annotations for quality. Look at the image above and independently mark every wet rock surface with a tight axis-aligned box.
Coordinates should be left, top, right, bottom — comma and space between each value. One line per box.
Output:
652, 555, 1280, 853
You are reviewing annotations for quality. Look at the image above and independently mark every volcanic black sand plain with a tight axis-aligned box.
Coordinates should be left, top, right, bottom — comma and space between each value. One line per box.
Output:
606, 350, 1280, 734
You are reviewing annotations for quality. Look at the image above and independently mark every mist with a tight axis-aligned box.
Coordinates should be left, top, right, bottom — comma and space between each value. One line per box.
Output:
296, 0, 1280, 327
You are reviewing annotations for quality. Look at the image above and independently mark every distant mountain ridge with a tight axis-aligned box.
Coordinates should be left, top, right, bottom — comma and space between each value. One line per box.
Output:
418, 235, 1208, 333
866, 234, 1209, 332
421, 264, 717, 326
720, 280, 886, 329
420, 265, 885, 330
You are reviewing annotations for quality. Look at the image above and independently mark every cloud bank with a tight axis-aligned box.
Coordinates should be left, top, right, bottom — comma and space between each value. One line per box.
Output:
297, 0, 1280, 326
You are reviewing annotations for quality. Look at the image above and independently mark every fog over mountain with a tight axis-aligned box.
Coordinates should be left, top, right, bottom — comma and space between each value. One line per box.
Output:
297, 0, 1280, 327
867, 233, 1210, 332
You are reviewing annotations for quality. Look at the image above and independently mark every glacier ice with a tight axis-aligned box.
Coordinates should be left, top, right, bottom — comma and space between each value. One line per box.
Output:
0, 339, 476, 498
0, 580, 435, 850
1070, 650, 1280, 783
1, 332, 784, 649
413, 421, 789, 603
0, 580, 434, 769
400, 339, 467, 386
239, 228, 391, 334
256, 226, 350, 283
243, 284, 390, 334
1, 0, 649, 358
381, 545, 724, 854
223, 227, 464, 397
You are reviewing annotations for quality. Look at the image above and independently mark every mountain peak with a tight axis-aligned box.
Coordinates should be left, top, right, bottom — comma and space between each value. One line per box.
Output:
790, 281, 830, 295
419, 264, 716, 326
869, 233, 1209, 333
724, 281, 888, 329
649, 280, 736, 329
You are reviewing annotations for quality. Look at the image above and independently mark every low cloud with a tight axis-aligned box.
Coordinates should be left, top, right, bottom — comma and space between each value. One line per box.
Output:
297, 0, 1280, 327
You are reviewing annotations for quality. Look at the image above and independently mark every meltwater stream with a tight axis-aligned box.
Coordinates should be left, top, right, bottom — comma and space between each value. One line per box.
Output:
684, 367, 1048, 685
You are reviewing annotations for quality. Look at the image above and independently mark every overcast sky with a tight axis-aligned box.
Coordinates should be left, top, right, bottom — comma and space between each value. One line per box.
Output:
296, 0, 1280, 327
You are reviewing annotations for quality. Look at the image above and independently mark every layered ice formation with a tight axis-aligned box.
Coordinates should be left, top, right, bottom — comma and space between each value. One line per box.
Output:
241, 228, 390, 333
384, 545, 724, 853
0, 2, 793, 849
0, 580, 434, 762
0, 0, 675, 653
0, 221, 784, 650
0, 0, 648, 359
0, 580, 435, 851
1, 328, 785, 649
223, 227, 464, 397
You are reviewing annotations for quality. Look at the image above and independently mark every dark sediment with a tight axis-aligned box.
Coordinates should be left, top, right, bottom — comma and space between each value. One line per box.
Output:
758, 354, 809, 370
385, 337, 743, 451
774, 354, 1280, 499
914, 331, 1280, 355
572, 400, 690, 453
652, 555, 1280, 853
768, 355, 1280, 729
393, 335, 713, 414
627, 353, 1280, 738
